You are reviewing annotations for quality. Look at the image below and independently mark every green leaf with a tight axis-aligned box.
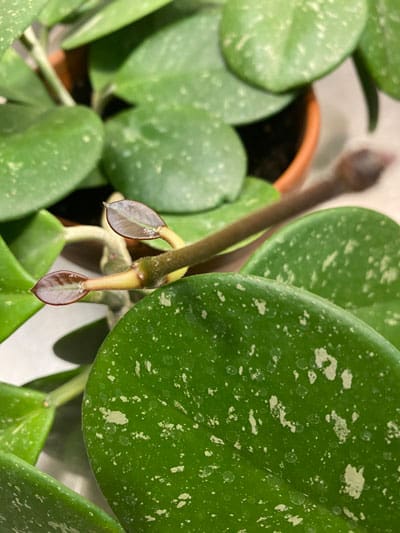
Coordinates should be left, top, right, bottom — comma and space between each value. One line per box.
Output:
83, 273, 400, 531
104, 106, 246, 213
0, 235, 42, 342
220, 0, 368, 92
0, 210, 65, 340
242, 207, 400, 349
115, 10, 295, 125
0, 105, 104, 222
25, 368, 85, 393
0, 48, 54, 107
0, 451, 124, 532
358, 0, 400, 99
0, 383, 55, 464
63, 0, 173, 49
149, 177, 279, 251
352, 50, 379, 132
0, 210, 65, 279
39, 0, 87, 26
0, 0, 49, 57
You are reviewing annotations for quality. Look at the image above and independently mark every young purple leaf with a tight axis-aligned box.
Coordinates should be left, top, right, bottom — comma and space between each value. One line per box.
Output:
32, 271, 89, 306
105, 200, 165, 240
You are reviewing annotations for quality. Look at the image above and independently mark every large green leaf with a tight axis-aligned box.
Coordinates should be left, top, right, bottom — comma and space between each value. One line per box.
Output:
220, 0, 368, 92
0, 105, 104, 222
149, 177, 279, 251
0, 235, 41, 341
103, 106, 246, 213
63, 0, 173, 49
242, 207, 400, 349
0, 383, 55, 464
0, 210, 65, 279
0, 451, 124, 532
0, 0, 49, 57
0, 211, 65, 340
115, 10, 294, 125
83, 273, 400, 531
39, 0, 87, 26
358, 0, 400, 99
0, 48, 54, 107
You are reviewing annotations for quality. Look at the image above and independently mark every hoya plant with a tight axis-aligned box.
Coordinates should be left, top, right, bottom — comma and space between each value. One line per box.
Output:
1, 0, 400, 531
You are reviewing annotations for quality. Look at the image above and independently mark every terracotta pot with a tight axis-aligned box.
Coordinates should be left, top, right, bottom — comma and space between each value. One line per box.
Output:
49, 50, 321, 271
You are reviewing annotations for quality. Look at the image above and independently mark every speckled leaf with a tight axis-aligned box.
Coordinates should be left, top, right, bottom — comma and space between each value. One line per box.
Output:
0, 210, 65, 279
242, 207, 400, 349
358, 0, 400, 99
39, 0, 87, 26
115, 10, 294, 125
0, 452, 124, 532
0, 235, 42, 341
106, 200, 165, 240
220, 0, 368, 92
0, 48, 54, 107
0, 0, 49, 57
83, 274, 400, 531
0, 105, 104, 222
62, 0, 173, 49
149, 177, 279, 251
103, 106, 246, 213
0, 383, 55, 464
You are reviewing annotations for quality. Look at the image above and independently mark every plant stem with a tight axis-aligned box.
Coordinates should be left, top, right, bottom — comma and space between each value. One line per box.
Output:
135, 149, 392, 286
20, 27, 75, 107
45, 366, 91, 408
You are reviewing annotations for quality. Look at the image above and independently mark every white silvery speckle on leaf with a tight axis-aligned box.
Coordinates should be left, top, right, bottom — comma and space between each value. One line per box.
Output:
314, 347, 337, 381
253, 298, 267, 315
341, 369, 353, 389
159, 292, 172, 307
269, 395, 296, 433
99, 407, 128, 425
342, 464, 365, 500
325, 410, 350, 444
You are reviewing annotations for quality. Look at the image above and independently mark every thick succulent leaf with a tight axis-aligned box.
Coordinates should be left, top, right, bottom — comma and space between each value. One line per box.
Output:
0, 0, 49, 57
115, 10, 294, 125
39, 0, 87, 26
0, 48, 54, 107
0, 236, 42, 341
0, 452, 124, 532
53, 318, 109, 365
220, 0, 368, 92
358, 0, 400, 99
0, 105, 104, 222
242, 207, 400, 349
63, 0, 173, 49
104, 106, 246, 213
83, 273, 400, 531
149, 177, 279, 251
32, 270, 89, 305
0, 210, 65, 279
106, 200, 165, 240
0, 383, 55, 464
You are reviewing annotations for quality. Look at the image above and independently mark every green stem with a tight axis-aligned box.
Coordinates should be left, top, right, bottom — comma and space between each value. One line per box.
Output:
20, 27, 75, 107
91, 83, 115, 115
45, 366, 91, 408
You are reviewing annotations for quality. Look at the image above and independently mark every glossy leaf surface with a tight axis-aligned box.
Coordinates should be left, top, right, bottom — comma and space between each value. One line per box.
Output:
220, 0, 367, 92
0, 105, 103, 222
63, 0, 173, 49
149, 177, 279, 251
0, 383, 54, 464
104, 106, 246, 213
242, 207, 400, 349
106, 200, 165, 240
115, 10, 294, 125
0, 48, 54, 107
0, 0, 49, 57
32, 270, 89, 305
358, 0, 400, 99
0, 235, 41, 341
39, 0, 87, 26
0, 210, 65, 279
0, 451, 124, 532
84, 274, 400, 531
